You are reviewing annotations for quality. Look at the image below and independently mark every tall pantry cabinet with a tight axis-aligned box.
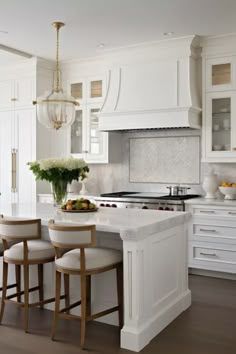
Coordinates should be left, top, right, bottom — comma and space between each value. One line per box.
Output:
0, 57, 54, 204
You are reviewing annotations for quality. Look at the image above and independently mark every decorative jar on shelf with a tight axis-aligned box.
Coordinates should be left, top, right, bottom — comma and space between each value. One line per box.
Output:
202, 174, 218, 199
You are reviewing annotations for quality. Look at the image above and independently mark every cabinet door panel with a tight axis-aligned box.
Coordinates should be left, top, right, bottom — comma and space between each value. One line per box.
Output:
70, 80, 86, 105
87, 77, 106, 103
0, 111, 14, 203
0, 80, 13, 110
17, 109, 36, 203
70, 107, 87, 156
15, 77, 34, 108
205, 91, 236, 160
206, 57, 235, 92
85, 103, 108, 162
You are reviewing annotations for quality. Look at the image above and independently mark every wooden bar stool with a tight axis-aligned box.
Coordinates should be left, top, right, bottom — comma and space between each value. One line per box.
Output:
0, 242, 21, 295
0, 215, 56, 332
48, 219, 123, 349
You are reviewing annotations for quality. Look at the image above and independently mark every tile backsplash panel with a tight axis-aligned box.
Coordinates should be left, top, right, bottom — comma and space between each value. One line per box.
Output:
129, 136, 200, 184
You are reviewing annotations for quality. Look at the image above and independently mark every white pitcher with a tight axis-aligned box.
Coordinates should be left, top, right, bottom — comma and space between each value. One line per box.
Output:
202, 174, 218, 199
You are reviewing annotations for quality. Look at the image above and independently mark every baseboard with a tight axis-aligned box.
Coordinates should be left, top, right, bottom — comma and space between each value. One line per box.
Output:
120, 290, 191, 352
189, 268, 236, 280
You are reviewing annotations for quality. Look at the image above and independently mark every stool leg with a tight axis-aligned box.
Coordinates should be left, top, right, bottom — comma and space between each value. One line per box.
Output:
86, 275, 91, 316
0, 261, 8, 323
116, 263, 123, 329
51, 270, 61, 340
23, 264, 29, 333
38, 264, 44, 309
80, 273, 87, 349
15, 265, 21, 303
63, 273, 70, 313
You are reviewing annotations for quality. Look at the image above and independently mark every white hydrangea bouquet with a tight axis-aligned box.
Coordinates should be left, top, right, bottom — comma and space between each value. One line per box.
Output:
28, 157, 89, 205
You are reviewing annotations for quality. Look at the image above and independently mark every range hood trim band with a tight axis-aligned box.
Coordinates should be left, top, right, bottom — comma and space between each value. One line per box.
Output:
98, 107, 201, 131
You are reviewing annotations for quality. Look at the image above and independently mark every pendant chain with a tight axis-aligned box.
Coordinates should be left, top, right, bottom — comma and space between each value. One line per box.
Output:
56, 25, 60, 92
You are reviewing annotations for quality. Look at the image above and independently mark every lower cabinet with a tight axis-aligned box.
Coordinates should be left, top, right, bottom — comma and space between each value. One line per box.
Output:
0, 109, 36, 204
187, 204, 236, 273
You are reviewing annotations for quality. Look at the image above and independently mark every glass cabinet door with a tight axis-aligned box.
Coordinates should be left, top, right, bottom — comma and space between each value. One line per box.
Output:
211, 97, 231, 152
212, 64, 231, 86
206, 57, 234, 92
205, 92, 236, 158
86, 104, 104, 156
70, 81, 86, 105
87, 77, 105, 103
70, 108, 86, 155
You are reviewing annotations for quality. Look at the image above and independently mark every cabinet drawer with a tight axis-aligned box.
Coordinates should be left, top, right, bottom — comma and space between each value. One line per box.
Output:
194, 246, 236, 263
193, 207, 236, 218
189, 241, 236, 273
194, 224, 236, 239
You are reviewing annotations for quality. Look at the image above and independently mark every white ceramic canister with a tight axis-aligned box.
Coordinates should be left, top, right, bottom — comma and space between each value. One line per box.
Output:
202, 174, 218, 199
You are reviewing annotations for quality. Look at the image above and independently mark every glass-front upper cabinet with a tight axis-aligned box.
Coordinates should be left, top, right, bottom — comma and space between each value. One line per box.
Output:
69, 76, 106, 105
70, 103, 108, 163
70, 107, 86, 155
86, 104, 108, 162
205, 91, 236, 160
206, 57, 235, 92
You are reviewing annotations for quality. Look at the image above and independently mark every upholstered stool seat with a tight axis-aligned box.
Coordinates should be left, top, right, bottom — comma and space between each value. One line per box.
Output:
4, 240, 54, 261
48, 220, 123, 350
55, 248, 122, 271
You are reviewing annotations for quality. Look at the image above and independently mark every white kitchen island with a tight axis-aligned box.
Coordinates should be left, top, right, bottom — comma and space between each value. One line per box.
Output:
0, 203, 191, 352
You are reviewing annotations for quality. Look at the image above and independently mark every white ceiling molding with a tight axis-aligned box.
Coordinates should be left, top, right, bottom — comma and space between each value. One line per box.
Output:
0, 44, 32, 58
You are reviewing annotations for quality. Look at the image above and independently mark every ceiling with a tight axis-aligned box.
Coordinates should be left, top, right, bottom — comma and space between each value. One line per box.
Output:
0, 0, 236, 63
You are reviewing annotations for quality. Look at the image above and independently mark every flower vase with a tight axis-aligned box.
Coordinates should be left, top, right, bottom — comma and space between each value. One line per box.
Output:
51, 180, 68, 206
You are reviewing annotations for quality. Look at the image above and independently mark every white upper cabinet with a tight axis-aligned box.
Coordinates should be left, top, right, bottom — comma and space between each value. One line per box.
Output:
202, 34, 236, 162
70, 76, 106, 105
0, 77, 34, 110
69, 102, 110, 163
204, 91, 236, 162
205, 56, 236, 92
67, 75, 120, 163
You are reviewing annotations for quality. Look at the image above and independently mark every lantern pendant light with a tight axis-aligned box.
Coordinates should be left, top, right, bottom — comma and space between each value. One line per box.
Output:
33, 22, 79, 130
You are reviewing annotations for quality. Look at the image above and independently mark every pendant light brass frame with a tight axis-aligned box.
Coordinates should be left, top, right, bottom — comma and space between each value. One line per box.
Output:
33, 21, 79, 130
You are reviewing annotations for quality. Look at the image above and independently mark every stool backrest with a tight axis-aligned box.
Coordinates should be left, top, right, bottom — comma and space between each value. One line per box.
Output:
0, 215, 41, 241
48, 219, 96, 249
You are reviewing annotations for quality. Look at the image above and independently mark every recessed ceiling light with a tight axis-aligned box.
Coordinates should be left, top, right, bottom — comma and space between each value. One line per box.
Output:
163, 32, 174, 36
97, 43, 105, 48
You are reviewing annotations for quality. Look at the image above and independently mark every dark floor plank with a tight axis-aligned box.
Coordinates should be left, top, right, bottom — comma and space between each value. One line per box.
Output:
0, 275, 236, 353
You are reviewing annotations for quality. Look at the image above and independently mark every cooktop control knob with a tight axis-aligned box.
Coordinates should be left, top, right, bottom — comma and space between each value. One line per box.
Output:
142, 206, 148, 209
100, 203, 105, 207
111, 204, 117, 208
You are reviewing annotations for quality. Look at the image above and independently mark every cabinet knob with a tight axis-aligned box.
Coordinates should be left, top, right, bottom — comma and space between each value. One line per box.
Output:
11, 98, 17, 102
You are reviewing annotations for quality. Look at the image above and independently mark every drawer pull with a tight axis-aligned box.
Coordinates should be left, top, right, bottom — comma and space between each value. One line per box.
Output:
199, 228, 216, 233
200, 252, 217, 257
199, 210, 215, 214
228, 212, 236, 215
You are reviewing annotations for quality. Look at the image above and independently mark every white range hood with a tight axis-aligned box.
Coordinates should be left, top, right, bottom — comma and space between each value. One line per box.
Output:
99, 36, 202, 131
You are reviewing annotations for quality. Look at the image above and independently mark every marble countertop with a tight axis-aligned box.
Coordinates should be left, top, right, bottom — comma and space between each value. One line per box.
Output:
185, 197, 236, 207
0, 203, 191, 241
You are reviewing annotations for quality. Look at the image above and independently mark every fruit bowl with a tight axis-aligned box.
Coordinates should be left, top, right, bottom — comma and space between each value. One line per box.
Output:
219, 187, 236, 200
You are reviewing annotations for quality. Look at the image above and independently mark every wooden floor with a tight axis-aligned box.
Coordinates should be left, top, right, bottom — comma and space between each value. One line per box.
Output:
0, 274, 236, 353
